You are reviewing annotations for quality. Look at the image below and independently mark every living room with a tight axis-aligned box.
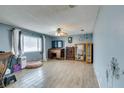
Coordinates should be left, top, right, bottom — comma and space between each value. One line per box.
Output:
0, 5, 124, 89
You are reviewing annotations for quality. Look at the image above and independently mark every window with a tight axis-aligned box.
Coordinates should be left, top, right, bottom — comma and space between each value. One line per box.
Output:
52, 40, 63, 48
23, 35, 42, 52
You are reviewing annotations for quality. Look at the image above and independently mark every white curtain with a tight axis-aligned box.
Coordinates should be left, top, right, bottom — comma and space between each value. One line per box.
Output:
20, 34, 24, 55
42, 35, 47, 61
18, 32, 24, 56
11, 28, 21, 57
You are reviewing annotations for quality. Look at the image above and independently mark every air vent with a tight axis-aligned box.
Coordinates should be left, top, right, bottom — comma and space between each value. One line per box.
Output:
69, 5, 76, 8
80, 29, 84, 31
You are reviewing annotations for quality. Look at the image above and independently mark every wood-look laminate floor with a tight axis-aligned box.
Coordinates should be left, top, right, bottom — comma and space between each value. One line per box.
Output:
7, 60, 99, 88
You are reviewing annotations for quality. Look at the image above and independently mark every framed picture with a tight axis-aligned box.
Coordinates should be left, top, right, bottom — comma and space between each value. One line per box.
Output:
68, 37, 72, 43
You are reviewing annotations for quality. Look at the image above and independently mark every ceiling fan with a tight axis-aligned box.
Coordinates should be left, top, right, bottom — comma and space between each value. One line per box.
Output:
55, 28, 68, 36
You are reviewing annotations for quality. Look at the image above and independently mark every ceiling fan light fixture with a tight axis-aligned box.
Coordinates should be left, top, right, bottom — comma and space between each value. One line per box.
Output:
56, 32, 60, 36
56, 28, 68, 36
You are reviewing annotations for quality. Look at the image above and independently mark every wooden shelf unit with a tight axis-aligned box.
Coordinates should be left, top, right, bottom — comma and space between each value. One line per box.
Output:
48, 48, 65, 60
75, 43, 93, 63
66, 47, 75, 60
86, 42, 93, 64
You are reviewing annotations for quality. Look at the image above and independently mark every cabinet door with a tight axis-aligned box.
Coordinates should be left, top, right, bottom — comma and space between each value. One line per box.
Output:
52, 41, 55, 48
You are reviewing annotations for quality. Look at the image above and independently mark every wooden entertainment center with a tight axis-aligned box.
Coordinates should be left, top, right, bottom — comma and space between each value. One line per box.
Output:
48, 48, 65, 60
48, 40, 93, 63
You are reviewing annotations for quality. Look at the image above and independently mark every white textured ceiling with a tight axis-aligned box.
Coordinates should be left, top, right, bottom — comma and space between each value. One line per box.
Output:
0, 5, 99, 36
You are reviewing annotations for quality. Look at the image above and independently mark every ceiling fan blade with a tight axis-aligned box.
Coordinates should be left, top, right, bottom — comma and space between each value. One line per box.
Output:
48, 28, 68, 36
60, 31, 68, 36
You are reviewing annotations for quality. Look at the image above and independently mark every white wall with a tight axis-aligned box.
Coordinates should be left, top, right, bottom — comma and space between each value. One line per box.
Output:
94, 6, 124, 88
